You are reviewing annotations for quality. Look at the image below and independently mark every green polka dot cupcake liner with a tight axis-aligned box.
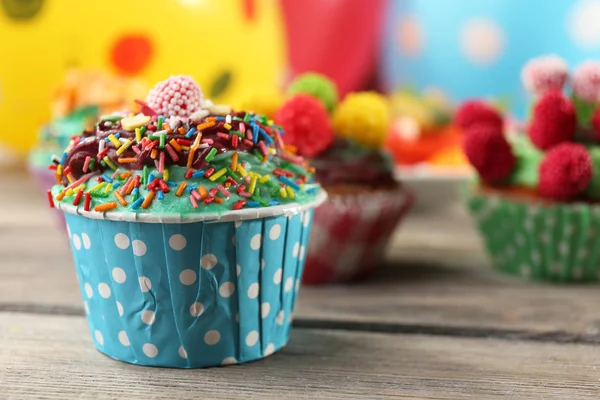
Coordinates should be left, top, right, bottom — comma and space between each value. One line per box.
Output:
62, 193, 325, 368
467, 191, 600, 283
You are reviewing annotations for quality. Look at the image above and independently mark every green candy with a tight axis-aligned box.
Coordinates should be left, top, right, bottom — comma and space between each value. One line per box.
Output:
100, 114, 124, 122
288, 73, 339, 113
508, 134, 543, 188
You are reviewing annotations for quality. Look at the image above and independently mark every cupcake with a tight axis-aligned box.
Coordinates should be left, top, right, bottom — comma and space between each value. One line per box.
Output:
48, 76, 326, 367
462, 55, 600, 282
385, 88, 468, 170
30, 69, 147, 228
275, 73, 412, 284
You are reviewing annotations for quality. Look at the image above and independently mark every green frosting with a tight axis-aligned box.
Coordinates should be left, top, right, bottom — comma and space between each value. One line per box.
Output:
288, 73, 338, 113
508, 134, 544, 188
50, 111, 323, 217
51, 161, 320, 217
585, 147, 600, 199
30, 106, 99, 167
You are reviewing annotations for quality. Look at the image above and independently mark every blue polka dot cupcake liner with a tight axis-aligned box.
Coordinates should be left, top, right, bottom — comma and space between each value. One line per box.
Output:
63, 205, 318, 368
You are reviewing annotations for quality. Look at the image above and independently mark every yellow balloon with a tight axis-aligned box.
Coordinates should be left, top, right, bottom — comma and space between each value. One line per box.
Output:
0, 0, 287, 154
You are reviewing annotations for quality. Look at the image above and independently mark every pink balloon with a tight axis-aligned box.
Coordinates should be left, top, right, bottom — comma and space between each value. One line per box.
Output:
280, 0, 387, 95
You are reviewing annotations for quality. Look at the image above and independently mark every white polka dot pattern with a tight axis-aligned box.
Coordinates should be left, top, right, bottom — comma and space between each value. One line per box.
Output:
64, 210, 313, 367
468, 193, 600, 283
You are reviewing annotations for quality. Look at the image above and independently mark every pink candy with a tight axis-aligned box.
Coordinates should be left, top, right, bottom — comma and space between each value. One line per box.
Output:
521, 55, 568, 96
572, 61, 600, 102
146, 75, 204, 118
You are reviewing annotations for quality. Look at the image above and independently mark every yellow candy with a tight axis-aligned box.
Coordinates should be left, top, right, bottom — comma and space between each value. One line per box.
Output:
121, 115, 151, 132
332, 92, 390, 149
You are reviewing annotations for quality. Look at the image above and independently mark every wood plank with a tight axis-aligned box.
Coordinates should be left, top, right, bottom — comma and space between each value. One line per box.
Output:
1, 312, 600, 399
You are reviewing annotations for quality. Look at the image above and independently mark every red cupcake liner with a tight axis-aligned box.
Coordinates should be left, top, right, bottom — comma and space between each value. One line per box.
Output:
303, 188, 413, 284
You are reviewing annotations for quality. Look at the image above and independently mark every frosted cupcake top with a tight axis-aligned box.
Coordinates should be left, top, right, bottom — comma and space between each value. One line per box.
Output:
48, 76, 324, 219
458, 55, 600, 203
274, 73, 395, 188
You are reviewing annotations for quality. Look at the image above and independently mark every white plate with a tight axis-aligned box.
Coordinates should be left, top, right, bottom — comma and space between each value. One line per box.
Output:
394, 164, 472, 210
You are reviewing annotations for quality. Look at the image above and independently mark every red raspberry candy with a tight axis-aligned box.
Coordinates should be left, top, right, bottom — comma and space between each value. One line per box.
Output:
538, 143, 592, 201
146, 75, 203, 118
454, 101, 503, 132
275, 94, 334, 157
463, 124, 515, 183
528, 91, 577, 150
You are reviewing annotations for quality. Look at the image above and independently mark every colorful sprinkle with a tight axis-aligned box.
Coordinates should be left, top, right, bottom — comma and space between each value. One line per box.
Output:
189, 194, 198, 209
118, 157, 137, 164
83, 156, 91, 173
142, 191, 155, 209
186, 127, 196, 138
233, 200, 246, 210
47, 190, 55, 208
204, 168, 215, 178
165, 144, 179, 162
209, 168, 227, 182
199, 186, 208, 199
114, 191, 127, 207
217, 184, 231, 198
205, 147, 218, 162
103, 156, 119, 171
72, 189, 84, 206
176, 181, 187, 196
116, 139, 133, 156
249, 175, 258, 195
131, 196, 144, 209
159, 151, 165, 174
94, 202, 118, 212
100, 174, 113, 183
108, 134, 121, 148
286, 186, 295, 199
169, 139, 182, 152
84, 193, 92, 211
279, 176, 301, 190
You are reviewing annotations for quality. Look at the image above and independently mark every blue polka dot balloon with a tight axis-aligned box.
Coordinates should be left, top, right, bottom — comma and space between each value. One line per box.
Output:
380, 0, 600, 118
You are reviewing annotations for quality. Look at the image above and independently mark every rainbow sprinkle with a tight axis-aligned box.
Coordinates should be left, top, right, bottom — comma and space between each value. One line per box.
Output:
49, 110, 318, 213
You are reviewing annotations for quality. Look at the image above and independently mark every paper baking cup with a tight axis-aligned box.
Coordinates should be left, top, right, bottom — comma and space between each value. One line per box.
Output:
28, 163, 66, 230
62, 192, 325, 368
303, 189, 412, 284
467, 190, 600, 283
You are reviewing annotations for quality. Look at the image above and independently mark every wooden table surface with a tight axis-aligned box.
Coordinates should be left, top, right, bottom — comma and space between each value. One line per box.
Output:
2, 171, 600, 399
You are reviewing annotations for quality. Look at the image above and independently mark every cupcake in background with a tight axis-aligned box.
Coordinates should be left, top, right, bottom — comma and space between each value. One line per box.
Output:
29, 69, 148, 227
463, 55, 600, 282
48, 75, 326, 367
275, 73, 412, 284
386, 88, 469, 171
